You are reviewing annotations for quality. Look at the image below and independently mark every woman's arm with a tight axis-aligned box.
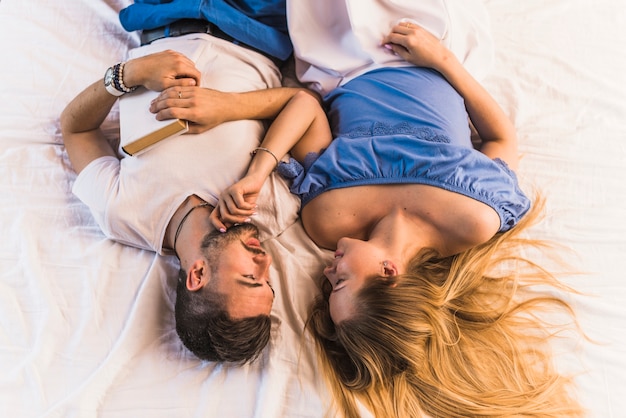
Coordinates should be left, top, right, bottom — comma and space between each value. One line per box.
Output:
149, 85, 318, 134
210, 90, 332, 230
382, 23, 519, 170
60, 50, 200, 173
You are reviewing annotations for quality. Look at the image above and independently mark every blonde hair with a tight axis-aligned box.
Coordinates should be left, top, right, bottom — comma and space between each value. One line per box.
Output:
307, 196, 584, 417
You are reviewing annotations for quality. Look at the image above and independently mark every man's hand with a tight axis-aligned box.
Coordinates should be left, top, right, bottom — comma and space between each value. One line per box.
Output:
150, 87, 235, 134
123, 50, 201, 92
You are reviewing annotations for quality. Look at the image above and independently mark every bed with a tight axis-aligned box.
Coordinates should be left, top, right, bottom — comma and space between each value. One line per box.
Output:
1, 0, 624, 417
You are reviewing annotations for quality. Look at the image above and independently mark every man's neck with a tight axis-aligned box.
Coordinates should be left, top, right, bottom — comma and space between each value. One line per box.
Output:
164, 195, 215, 266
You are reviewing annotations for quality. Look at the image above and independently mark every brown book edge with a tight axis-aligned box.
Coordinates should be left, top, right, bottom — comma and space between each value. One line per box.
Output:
122, 119, 187, 156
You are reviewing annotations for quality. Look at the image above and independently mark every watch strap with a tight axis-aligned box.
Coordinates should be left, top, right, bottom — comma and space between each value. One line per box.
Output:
104, 64, 124, 96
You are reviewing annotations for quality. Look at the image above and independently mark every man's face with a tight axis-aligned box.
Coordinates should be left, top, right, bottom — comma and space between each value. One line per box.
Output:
203, 224, 275, 319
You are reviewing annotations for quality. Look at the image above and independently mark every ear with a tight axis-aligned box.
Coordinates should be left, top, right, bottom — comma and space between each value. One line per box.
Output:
186, 259, 210, 292
382, 260, 398, 277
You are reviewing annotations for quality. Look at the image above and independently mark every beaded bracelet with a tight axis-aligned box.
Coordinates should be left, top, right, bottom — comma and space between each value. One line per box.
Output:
118, 62, 137, 93
112, 62, 138, 94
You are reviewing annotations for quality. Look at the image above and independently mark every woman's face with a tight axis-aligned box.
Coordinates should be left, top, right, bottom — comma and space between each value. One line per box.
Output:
324, 237, 388, 324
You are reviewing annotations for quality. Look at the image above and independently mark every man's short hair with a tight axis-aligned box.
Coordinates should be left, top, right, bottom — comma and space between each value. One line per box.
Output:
174, 269, 272, 364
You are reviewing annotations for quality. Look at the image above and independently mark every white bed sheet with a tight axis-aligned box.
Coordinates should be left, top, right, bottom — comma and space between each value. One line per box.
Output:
0, 1, 624, 417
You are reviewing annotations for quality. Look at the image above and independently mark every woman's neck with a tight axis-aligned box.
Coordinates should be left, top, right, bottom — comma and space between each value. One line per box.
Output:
367, 208, 440, 268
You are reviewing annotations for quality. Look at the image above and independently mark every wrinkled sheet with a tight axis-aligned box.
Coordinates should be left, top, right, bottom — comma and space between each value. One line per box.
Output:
0, 1, 624, 417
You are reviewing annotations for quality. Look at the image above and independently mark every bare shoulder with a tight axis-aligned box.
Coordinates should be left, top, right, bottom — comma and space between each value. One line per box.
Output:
301, 184, 501, 254
301, 187, 381, 250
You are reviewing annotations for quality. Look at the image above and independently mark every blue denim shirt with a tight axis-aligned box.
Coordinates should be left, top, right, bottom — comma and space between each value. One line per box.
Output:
119, 0, 291, 60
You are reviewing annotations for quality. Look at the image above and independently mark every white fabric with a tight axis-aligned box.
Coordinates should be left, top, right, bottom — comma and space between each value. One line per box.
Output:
1, 0, 626, 417
287, 0, 493, 95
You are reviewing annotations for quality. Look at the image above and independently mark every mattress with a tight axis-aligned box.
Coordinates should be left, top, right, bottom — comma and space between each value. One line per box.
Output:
0, 1, 624, 416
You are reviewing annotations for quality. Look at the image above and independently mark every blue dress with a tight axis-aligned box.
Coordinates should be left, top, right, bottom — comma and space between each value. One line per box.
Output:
280, 67, 530, 232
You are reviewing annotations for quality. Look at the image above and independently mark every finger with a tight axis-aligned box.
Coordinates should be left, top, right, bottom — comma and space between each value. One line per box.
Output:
209, 207, 228, 233
382, 42, 399, 55
223, 194, 256, 217
167, 77, 197, 88
391, 22, 414, 36
230, 191, 256, 211
153, 107, 176, 121
176, 62, 201, 85
218, 196, 255, 224
159, 86, 194, 101
163, 51, 201, 84
382, 31, 408, 47
165, 86, 189, 99
218, 206, 252, 225
185, 123, 206, 135
150, 87, 191, 115
150, 87, 176, 107
384, 42, 409, 59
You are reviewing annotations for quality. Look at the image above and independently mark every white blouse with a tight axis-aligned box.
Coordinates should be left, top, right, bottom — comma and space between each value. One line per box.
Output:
287, 0, 494, 95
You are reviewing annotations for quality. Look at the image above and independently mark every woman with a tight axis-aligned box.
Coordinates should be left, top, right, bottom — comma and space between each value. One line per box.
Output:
154, 21, 582, 418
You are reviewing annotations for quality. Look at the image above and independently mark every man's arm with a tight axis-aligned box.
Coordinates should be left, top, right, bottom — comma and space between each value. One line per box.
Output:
60, 81, 119, 174
61, 50, 201, 174
149, 86, 319, 134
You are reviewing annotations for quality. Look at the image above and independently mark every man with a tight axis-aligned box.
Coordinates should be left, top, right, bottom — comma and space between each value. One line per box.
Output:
60, 1, 301, 364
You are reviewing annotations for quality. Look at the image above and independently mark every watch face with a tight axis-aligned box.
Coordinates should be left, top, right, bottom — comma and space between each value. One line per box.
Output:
104, 67, 114, 86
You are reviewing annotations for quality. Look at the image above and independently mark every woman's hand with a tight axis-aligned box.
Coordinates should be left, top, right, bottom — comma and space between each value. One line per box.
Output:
383, 23, 519, 169
209, 174, 265, 232
381, 22, 453, 72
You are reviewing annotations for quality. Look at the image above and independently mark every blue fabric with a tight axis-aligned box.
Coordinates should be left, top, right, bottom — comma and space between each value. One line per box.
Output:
119, 0, 292, 60
282, 67, 530, 232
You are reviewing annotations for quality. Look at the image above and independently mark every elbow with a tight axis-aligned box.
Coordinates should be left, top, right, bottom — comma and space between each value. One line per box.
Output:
59, 107, 72, 138
296, 88, 322, 104
59, 101, 81, 139
287, 90, 324, 113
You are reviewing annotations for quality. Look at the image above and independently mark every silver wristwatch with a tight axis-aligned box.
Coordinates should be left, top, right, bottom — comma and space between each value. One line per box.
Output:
103, 65, 125, 97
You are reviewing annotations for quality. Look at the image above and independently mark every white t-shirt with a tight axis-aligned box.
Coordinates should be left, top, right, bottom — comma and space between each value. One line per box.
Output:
72, 34, 299, 254
287, 0, 494, 95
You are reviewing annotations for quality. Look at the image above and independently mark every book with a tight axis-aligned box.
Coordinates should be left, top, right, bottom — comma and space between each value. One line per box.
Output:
118, 40, 206, 156
119, 86, 188, 156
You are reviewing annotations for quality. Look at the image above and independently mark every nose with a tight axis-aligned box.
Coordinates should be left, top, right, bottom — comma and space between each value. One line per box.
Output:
336, 236, 350, 248
323, 260, 337, 277
255, 252, 272, 279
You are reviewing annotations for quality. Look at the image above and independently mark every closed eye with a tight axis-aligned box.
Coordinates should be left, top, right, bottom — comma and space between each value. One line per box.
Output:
331, 278, 347, 293
241, 275, 275, 298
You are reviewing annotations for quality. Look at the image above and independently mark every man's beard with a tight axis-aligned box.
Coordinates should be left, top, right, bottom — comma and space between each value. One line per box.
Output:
201, 223, 260, 255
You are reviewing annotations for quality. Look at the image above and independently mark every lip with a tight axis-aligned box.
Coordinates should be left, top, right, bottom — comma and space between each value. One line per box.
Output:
334, 251, 343, 258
